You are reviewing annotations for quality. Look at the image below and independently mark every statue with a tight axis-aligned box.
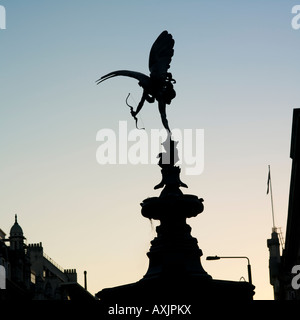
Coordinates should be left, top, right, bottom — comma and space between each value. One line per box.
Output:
97, 31, 186, 191
96, 30, 176, 133
95, 31, 255, 304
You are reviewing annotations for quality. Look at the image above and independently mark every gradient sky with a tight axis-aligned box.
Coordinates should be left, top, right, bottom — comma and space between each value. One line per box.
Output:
1, 1, 300, 300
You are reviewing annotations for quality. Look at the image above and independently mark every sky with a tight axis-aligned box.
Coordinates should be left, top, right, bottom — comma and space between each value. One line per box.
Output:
1, 0, 300, 300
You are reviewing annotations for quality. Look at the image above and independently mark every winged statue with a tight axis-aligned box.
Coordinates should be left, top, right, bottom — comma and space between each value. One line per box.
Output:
96, 31, 176, 133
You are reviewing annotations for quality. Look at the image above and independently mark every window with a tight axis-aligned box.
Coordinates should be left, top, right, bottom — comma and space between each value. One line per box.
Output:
31, 272, 36, 284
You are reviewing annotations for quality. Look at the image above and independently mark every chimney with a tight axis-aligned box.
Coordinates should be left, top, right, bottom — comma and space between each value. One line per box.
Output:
84, 270, 87, 290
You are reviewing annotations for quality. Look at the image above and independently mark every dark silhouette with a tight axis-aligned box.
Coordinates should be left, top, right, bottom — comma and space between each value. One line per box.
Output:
96, 30, 176, 132
154, 134, 188, 194
96, 31, 255, 306
267, 108, 300, 300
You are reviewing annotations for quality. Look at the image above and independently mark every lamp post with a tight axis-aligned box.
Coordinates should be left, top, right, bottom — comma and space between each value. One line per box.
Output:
206, 255, 252, 285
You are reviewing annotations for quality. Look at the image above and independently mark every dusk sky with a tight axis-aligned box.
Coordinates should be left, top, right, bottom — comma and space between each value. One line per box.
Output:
1, 1, 300, 300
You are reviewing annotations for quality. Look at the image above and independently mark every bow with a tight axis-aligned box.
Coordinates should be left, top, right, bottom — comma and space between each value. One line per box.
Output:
126, 93, 145, 130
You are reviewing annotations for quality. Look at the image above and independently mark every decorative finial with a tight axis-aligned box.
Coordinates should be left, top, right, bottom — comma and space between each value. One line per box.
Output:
15, 214, 17, 223
154, 135, 188, 196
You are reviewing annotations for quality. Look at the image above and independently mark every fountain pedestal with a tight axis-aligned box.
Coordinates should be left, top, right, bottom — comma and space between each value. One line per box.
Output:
96, 137, 255, 303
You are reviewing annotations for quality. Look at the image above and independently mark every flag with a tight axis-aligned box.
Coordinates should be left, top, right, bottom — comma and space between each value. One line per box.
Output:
267, 166, 271, 195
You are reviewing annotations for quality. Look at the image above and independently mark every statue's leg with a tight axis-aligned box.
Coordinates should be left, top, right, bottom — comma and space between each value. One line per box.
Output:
158, 101, 171, 132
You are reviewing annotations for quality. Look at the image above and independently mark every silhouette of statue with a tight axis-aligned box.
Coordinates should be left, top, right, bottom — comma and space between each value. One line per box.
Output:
96, 30, 176, 132
95, 31, 255, 305
154, 135, 188, 195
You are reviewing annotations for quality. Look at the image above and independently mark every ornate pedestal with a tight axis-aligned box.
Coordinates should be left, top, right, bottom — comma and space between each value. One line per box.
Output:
141, 194, 210, 280
96, 137, 255, 303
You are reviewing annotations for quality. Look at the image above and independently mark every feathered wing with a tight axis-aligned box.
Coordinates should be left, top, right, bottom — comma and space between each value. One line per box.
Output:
148, 31, 175, 80
96, 70, 150, 87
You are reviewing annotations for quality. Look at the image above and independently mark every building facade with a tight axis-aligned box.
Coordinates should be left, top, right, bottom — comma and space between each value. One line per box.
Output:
267, 108, 300, 300
0, 215, 95, 300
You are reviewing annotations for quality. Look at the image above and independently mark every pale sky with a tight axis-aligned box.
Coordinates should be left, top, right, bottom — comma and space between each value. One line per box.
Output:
1, 1, 300, 300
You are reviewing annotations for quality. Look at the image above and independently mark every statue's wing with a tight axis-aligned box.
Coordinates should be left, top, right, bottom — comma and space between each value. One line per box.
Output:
96, 70, 150, 87
148, 31, 174, 80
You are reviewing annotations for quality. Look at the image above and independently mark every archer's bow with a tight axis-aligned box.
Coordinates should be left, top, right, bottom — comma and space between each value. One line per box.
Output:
126, 93, 145, 130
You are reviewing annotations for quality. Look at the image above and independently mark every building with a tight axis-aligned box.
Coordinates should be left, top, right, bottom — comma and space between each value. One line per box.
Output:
267, 108, 300, 300
0, 215, 95, 300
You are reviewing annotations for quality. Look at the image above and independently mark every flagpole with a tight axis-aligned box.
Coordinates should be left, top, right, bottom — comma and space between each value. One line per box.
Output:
268, 165, 276, 229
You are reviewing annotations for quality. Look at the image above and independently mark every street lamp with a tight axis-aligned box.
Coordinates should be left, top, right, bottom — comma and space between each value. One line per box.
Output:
206, 255, 252, 285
